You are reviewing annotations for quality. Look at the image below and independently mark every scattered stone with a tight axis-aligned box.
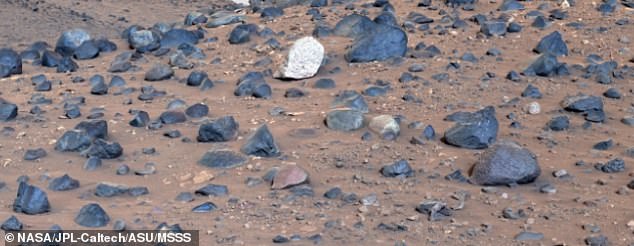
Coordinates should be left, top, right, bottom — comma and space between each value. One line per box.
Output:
380, 159, 414, 178
234, 72, 272, 99
0, 99, 18, 121
241, 124, 280, 157
593, 139, 613, 151
145, 63, 174, 81
416, 200, 452, 221
0, 48, 22, 77
331, 90, 368, 113
595, 158, 625, 173
195, 184, 228, 197
1, 215, 23, 231
197, 116, 239, 142
229, 24, 258, 44
514, 232, 544, 241
471, 142, 541, 186
192, 202, 218, 213
13, 182, 50, 215
443, 106, 498, 149
584, 235, 609, 246
369, 115, 400, 140
198, 149, 247, 169
159, 111, 187, 124
547, 115, 570, 131
129, 111, 150, 127
48, 174, 80, 191
534, 31, 568, 56
272, 166, 309, 189
80, 139, 123, 159
84, 157, 102, 171
23, 148, 47, 161
75, 203, 110, 227
313, 78, 336, 89
325, 109, 365, 132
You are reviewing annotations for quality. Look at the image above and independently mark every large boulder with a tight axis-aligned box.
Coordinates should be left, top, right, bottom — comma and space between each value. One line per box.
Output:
274, 37, 324, 79
471, 142, 541, 186
443, 106, 498, 149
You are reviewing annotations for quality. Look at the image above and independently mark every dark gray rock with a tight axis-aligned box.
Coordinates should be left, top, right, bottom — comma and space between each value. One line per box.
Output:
195, 184, 228, 197
161, 29, 200, 48
145, 63, 174, 81
185, 103, 209, 118
313, 78, 336, 89
80, 139, 123, 159
514, 232, 544, 241
416, 200, 452, 221
229, 24, 258, 44
325, 109, 365, 131
129, 111, 150, 127
197, 116, 239, 142
331, 90, 368, 113
73, 40, 100, 60
261, 7, 284, 19
0, 48, 22, 76
499, 0, 525, 11
198, 149, 247, 169
345, 24, 408, 63
95, 183, 127, 197
480, 20, 507, 37
595, 158, 625, 173
56, 57, 78, 73
241, 124, 280, 157
534, 31, 568, 56
547, 115, 570, 131
75, 203, 109, 227
41, 50, 62, 67
74, 120, 108, 140
324, 187, 342, 199
471, 142, 541, 186
443, 106, 498, 149
0, 100, 18, 121
192, 202, 218, 213
187, 71, 208, 86
523, 54, 566, 77
84, 156, 102, 171
13, 182, 50, 215
561, 95, 603, 112
521, 84, 542, 99
24, 148, 47, 161
55, 130, 92, 152
234, 72, 272, 98
159, 111, 187, 124
333, 14, 377, 39
96, 39, 117, 53
1, 215, 23, 231
380, 159, 414, 178
48, 174, 80, 191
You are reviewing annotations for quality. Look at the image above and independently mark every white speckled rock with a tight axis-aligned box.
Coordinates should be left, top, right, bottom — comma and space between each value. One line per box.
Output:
275, 37, 324, 80
526, 102, 541, 115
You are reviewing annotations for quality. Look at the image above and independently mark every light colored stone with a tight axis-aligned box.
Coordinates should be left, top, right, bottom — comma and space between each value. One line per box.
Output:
272, 165, 308, 189
369, 115, 400, 139
275, 37, 324, 80
193, 171, 214, 184
526, 102, 541, 114
232, 0, 250, 5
